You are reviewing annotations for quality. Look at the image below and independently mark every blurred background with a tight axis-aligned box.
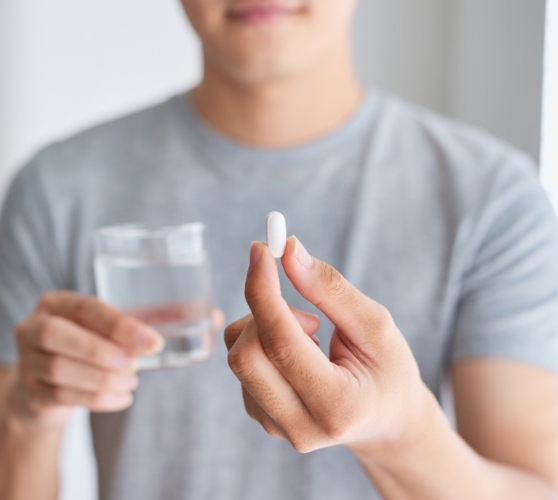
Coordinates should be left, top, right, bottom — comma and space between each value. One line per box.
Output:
0, 0, 556, 498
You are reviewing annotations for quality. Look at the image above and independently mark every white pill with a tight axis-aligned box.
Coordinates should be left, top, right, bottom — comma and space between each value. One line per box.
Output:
266, 212, 287, 258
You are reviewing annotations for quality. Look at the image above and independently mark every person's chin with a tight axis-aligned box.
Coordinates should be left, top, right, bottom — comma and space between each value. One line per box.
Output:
206, 30, 311, 83
225, 63, 290, 85
218, 53, 300, 85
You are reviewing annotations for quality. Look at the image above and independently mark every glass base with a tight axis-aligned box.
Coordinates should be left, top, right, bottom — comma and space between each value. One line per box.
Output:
138, 320, 213, 370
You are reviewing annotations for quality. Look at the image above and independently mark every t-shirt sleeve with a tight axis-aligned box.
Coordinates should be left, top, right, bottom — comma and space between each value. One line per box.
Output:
0, 161, 66, 366
451, 155, 558, 373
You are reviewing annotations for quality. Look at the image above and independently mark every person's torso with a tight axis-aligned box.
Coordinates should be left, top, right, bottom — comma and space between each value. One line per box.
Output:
34, 91, 523, 500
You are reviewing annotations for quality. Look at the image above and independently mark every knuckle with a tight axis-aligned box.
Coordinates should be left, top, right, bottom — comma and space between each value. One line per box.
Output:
45, 356, 64, 380
227, 347, 256, 380
375, 304, 393, 328
287, 433, 315, 454
74, 296, 98, 322
316, 404, 355, 441
113, 315, 137, 341
37, 317, 59, 348
223, 324, 240, 349
89, 392, 107, 409
319, 264, 352, 303
21, 371, 38, 389
261, 335, 297, 372
242, 389, 259, 420
51, 386, 67, 404
245, 404, 257, 421
83, 340, 105, 365
267, 427, 284, 439
37, 293, 56, 311
262, 419, 283, 439
368, 303, 394, 337
97, 372, 116, 391
243, 287, 259, 308
321, 264, 344, 292
225, 319, 255, 351
244, 401, 259, 422
244, 286, 267, 311
321, 418, 347, 441
223, 323, 234, 339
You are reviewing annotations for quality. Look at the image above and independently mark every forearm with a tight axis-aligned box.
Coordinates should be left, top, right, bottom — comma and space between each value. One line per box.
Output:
0, 405, 64, 500
351, 392, 558, 500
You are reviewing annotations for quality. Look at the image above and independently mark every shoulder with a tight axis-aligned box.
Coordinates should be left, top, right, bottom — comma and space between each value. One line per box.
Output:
375, 92, 535, 170
372, 92, 541, 215
16, 93, 186, 195
42, 93, 183, 158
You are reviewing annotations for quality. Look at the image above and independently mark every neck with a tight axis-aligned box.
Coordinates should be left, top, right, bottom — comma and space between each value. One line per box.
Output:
192, 41, 364, 148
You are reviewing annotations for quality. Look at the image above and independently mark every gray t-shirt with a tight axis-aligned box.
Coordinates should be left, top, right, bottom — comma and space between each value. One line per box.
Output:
1, 91, 558, 500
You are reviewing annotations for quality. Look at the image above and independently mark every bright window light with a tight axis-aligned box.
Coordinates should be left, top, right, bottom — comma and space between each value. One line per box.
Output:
542, 0, 558, 213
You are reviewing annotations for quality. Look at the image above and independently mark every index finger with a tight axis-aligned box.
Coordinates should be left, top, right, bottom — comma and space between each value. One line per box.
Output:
225, 308, 321, 351
225, 314, 252, 351
22, 315, 137, 371
245, 242, 335, 405
37, 292, 163, 355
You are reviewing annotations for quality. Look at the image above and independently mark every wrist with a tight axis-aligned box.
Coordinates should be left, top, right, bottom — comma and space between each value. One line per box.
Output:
3, 381, 71, 436
346, 387, 507, 499
348, 384, 447, 469
0, 385, 66, 500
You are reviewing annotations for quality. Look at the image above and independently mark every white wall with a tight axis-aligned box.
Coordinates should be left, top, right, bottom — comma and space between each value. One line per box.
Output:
0, 1, 202, 499
352, 0, 546, 161
448, 0, 546, 162
0, 1, 549, 499
353, 0, 454, 116
0, 0, 202, 200
542, 0, 558, 214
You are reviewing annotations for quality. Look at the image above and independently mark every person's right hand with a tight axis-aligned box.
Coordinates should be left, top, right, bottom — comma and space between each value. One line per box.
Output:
6, 291, 164, 430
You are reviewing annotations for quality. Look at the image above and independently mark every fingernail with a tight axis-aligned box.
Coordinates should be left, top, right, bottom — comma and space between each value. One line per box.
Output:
311, 334, 320, 346
299, 310, 320, 321
249, 241, 262, 268
136, 327, 165, 353
294, 237, 313, 269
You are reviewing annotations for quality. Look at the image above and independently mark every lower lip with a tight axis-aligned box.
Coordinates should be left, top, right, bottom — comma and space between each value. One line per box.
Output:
227, 7, 293, 24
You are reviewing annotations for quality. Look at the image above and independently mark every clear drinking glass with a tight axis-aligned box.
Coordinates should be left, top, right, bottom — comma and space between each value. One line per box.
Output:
94, 223, 213, 370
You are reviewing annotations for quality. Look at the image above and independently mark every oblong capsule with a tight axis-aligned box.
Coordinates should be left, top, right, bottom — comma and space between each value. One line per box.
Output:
266, 212, 287, 258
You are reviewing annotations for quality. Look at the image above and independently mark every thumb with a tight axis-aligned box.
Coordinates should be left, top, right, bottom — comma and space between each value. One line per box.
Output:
281, 236, 392, 344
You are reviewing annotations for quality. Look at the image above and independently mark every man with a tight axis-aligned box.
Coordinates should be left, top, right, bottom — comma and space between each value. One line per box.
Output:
1, 0, 558, 498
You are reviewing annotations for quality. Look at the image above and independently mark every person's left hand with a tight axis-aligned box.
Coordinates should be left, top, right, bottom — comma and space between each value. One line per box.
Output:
225, 236, 438, 459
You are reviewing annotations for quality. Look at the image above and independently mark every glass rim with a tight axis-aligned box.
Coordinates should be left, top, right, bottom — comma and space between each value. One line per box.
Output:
95, 222, 205, 240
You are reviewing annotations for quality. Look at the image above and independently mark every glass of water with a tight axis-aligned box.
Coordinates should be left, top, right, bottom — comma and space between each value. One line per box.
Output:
94, 223, 213, 370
